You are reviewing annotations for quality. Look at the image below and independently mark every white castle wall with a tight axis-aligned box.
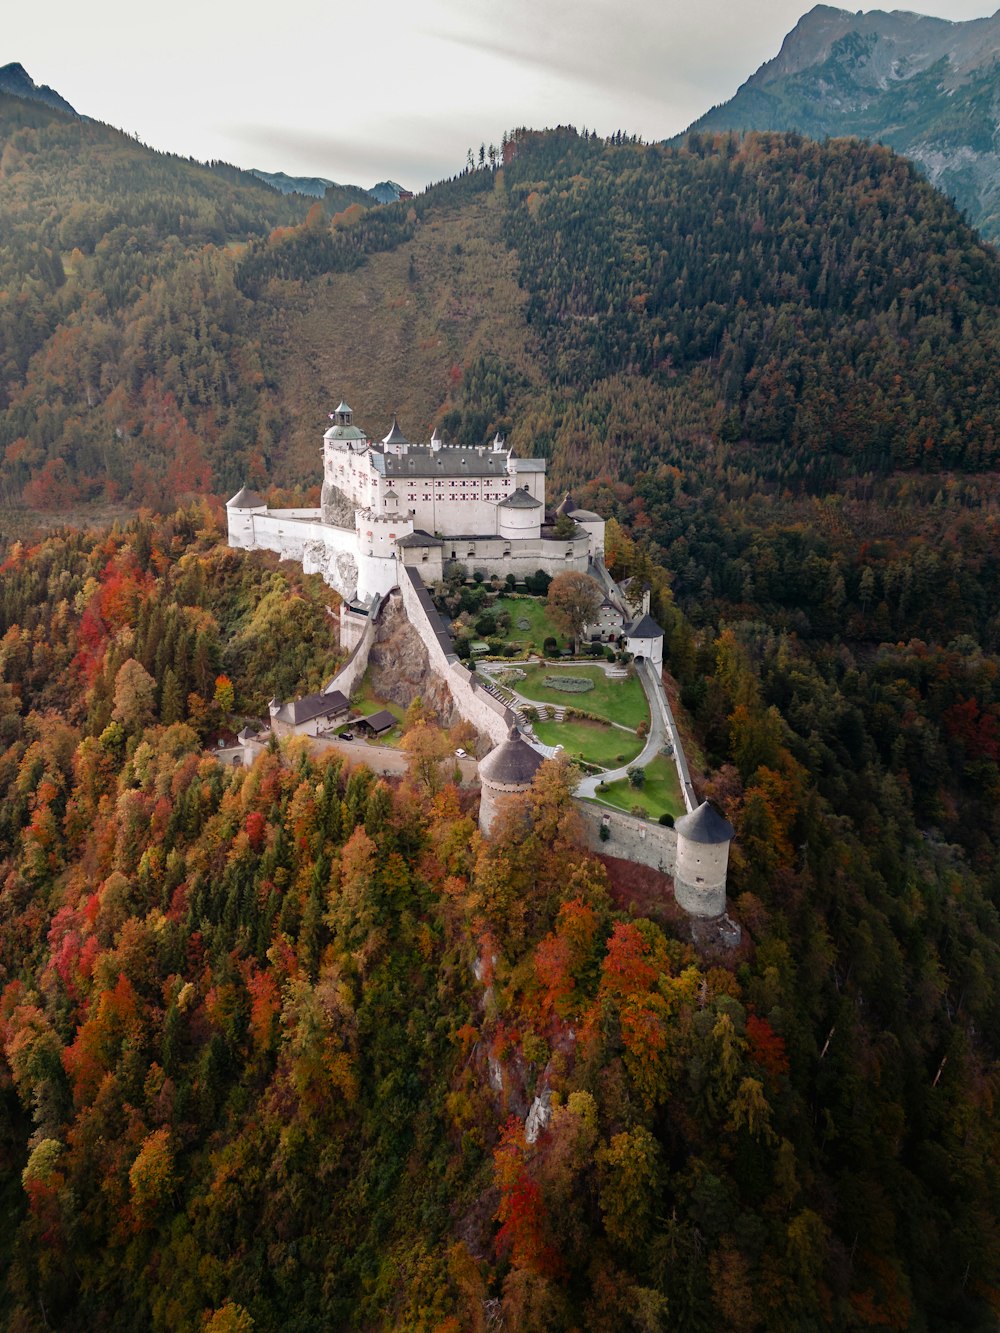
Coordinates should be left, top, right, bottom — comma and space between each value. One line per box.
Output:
398, 569, 513, 747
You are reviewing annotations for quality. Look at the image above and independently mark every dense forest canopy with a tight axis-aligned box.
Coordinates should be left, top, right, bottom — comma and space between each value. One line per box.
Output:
1, 118, 1000, 1329
0, 511, 998, 1330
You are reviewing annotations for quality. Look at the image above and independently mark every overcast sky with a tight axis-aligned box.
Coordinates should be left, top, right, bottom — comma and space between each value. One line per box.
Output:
6, 1, 999, 189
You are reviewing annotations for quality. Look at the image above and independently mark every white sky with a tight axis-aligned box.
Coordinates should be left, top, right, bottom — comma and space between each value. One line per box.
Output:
6, 1, 998, 189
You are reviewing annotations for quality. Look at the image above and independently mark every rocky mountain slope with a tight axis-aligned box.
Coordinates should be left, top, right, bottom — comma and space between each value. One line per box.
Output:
0, 62, 76, 116
683, 4, 1000, 240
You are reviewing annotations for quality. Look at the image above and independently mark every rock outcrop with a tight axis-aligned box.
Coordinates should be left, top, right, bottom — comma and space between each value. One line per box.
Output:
367, 594, 458, 726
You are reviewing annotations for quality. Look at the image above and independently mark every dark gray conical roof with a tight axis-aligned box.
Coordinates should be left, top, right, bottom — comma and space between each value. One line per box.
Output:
382, 416, 409, 447
674, 801, 734, 845
227, 486, 265, 508
626, 613, 663, 638
556, 492, 576, 515
498, 487, 543, 509
479, 726, 545, 786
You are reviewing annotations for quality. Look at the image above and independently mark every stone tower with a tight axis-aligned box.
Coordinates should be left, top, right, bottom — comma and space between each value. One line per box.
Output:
672, 801, 735, 919
226, 486, 267, 549
478, 726, 544, 835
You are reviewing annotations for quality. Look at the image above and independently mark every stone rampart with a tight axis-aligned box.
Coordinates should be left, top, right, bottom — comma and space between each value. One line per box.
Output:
324, 594, 385, 699
575, 801, 678, 875
399, 568, 515, 747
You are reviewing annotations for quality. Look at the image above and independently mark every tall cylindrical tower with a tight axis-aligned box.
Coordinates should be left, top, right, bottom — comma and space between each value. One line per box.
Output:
478, 726, 544, 834
672, 801, 734, 919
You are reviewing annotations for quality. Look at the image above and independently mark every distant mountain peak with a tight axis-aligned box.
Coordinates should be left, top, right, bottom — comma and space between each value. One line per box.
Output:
0, 62, 76, 115
682, 7, 1000, 241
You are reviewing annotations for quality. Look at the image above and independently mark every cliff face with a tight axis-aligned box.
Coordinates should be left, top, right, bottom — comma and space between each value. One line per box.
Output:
682, 5, 1000, 240
367, 594, 458, 725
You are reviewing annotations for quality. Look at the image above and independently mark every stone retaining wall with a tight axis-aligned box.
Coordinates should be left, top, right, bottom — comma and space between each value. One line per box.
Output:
324, 594, 385, 699
575, 801, 677, 875
399, 568, 515, 747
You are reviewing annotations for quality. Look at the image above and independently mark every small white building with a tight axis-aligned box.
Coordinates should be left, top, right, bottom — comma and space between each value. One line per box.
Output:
624, 612, 664, 669
268, 689, 350, 738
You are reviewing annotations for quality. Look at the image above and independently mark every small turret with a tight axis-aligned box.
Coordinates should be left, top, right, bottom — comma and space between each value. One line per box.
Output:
226, 485, 267, 548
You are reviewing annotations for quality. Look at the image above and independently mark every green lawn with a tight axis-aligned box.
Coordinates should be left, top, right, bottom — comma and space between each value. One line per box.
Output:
346, 679, 406, 745
534, 718, 643, 769
514, 663, 648, 728
493, 595, 567, 652
592, 754, 685, 821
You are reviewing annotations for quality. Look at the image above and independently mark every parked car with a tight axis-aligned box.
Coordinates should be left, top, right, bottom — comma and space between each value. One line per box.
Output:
455, 748, 467, 758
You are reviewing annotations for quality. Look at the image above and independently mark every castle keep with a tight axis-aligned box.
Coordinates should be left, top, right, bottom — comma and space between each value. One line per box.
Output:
227, 403, 605, 604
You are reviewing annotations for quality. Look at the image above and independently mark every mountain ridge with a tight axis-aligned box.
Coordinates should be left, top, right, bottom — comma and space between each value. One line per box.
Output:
681, 5, 1000, 240
0, 61, 76, 116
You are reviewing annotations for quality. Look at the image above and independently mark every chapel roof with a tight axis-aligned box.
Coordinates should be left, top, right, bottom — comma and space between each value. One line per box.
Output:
382, 416, 410, 447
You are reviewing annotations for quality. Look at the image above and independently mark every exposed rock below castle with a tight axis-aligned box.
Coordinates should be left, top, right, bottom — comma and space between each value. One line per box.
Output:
301, 540, 358, 601
320, 479, 357, 528
367, 595, 458, 727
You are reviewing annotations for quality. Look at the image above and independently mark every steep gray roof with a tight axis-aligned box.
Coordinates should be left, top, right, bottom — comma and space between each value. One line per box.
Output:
498, 487, 543, 509
273, 690, 349, 727
382, 417, 410, 447
674, 801, 734, 845
335, 400, 352, 414
227, 486, 266, 508
509, 457, 546, 472
568, 507, 602, 522
626, 613, 664, 639
556, 492, 576, 515
479, 726, 545, 786
396, 530, 444, 548
372, 447, 512, 479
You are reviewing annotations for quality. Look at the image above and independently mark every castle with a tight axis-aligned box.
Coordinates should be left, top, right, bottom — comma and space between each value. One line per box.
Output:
227, 403, 736, 937
227, 402, 605, 604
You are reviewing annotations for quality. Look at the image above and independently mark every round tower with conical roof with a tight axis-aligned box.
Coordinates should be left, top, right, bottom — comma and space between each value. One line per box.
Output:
226, 485, 267, 548
478, 726, 544, 834
672, 801, 734, 919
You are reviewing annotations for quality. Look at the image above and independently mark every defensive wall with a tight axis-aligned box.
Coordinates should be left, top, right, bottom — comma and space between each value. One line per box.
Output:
399, 567, 515, 747
639, 659, 697, 813
324, 594, 385, 699
575, 802, 678, 875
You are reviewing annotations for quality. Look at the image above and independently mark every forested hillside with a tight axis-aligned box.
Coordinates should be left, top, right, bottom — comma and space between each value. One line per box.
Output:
3, 119, 1000, 1329
0, 94, 309, 511
1, 511, 998, 1330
